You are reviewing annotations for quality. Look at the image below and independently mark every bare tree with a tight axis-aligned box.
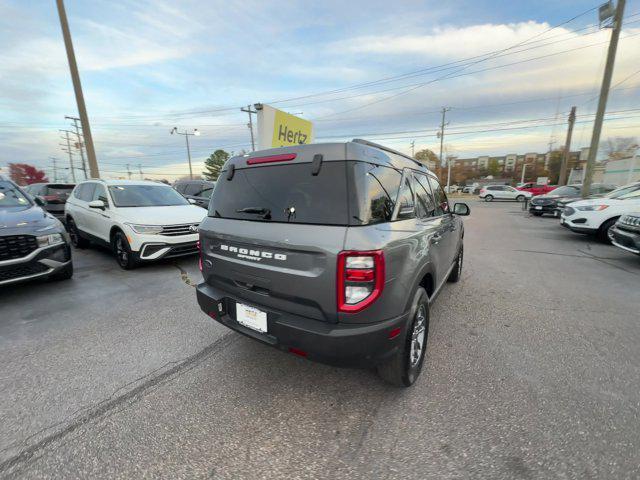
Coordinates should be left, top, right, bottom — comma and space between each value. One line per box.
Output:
602, 136, 638, 160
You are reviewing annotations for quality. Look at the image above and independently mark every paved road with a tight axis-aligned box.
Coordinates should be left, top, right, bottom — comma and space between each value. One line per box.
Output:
1, 200, 639, 479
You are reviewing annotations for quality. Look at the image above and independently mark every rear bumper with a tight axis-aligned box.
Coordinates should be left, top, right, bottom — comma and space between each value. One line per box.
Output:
196, 282, 410, 368
609, 226, 640, 255
0, 243, 71, 286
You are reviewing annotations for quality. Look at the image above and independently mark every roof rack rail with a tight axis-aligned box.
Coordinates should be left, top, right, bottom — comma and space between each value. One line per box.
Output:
351, 138, 425, 168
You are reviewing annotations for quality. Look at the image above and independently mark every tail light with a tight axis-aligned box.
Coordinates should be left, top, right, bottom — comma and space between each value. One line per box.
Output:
337, 250, 385, 313
42, 195, 59, 202
197, 239, 203, 271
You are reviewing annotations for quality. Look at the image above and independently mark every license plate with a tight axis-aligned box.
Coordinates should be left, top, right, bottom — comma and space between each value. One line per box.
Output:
554, 210, 559, 217
236, 303, 267, 333
535, 206, 542, 210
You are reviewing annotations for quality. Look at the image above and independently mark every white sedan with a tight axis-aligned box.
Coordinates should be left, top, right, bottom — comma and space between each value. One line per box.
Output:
478, 185, 532, 202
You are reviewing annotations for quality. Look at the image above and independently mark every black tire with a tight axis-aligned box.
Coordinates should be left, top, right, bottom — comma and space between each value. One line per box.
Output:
50, 262, 73, 281
377, 287, 429, 387
66, 217, 89, 249
516, 195, 525, 202
531, 212, 543, 217
112, 230, 139, 270
448, 245, 463, 283
484, 195, 494, 202
597, 218, 618, 243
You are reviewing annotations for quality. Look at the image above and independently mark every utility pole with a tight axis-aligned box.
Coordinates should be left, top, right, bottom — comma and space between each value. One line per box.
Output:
50, 157, 59, 182
66, 115, 88, 179
582, 0, 626, 198
170, 127, 200, 179
410, 140, 415, 158
126, 164, 132, 180
437, 107, 451, 189
138, 164, 143, 179
56, 0, 100, 178
559, 107, 577, 186
60, 130, 76, 182
241, 105, 257, 151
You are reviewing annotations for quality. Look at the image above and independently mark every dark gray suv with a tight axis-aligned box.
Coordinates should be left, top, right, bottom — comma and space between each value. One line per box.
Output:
196, 140, 469, 386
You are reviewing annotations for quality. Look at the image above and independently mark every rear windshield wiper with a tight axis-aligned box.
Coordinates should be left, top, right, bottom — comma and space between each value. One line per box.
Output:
236, 207, 271, 220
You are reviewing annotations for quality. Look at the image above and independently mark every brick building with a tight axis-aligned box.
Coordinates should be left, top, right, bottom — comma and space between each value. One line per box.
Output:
451, 148, 588, 184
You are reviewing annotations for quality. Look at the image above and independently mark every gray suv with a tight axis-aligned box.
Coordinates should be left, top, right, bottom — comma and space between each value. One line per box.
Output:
196, 140, 470, 386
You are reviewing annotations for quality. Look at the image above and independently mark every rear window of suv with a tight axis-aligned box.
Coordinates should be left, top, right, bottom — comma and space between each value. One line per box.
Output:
210, 161, 410, 226
210, 162, 350, 225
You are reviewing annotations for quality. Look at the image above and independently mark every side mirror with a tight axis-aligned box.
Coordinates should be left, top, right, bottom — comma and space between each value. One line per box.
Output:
33, 196, 45, 207
453, 202, 470, 216
88, 200, 105, 210
188, 198, 197, 204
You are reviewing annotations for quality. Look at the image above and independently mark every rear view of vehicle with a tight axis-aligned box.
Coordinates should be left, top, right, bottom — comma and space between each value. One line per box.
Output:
25, 183, 75, 221
197, 141, 468, 387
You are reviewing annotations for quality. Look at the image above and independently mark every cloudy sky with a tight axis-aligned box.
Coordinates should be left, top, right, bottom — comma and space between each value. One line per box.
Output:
1, 0, 639, 181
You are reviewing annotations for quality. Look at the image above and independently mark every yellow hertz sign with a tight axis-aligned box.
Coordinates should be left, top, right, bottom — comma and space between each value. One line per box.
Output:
271, 109, 313, 148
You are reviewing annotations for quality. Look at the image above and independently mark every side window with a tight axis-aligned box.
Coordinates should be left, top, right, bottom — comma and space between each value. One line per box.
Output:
414, 173, 436, 218
395, 172, 416, 220
351, 163, 402, 225
184, 183, 202, 196
427, 176, 450, 216
92, 184, 109, 207
174, 183, 187, 194
199, 187, 214, 199
73, 184, 85, 199
80, 183, 96, 201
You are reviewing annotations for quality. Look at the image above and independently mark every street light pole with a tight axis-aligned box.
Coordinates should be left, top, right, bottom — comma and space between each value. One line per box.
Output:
170, 127, 200, 179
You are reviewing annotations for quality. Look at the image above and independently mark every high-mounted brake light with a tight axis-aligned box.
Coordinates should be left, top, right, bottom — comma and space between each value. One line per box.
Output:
246, 153, 297, 165
337, 250, 385, 313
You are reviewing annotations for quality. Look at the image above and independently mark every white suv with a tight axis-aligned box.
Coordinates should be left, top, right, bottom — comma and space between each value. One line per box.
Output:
560, 182, 640, 242
479, 185, 532, 202
65, 179, 207, 269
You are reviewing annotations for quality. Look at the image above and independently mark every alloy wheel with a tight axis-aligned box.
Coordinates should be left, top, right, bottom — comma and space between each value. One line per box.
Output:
410, 305, 427, 367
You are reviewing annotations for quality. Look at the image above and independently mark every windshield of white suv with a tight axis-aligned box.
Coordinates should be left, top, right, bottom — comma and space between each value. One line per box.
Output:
108, 185, 190, 207
0, 180, 31, 207
606, 184, 640, 199
550, 186, 580, 196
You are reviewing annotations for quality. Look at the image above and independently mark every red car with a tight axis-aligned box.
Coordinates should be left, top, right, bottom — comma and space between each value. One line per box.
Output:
516, 183, 556, 196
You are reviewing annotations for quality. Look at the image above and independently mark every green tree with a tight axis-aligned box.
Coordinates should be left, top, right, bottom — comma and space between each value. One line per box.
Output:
414, 148, 439, 167
487, 159, 501, 176
203, 150, 230, 180
546, 150, 563, 184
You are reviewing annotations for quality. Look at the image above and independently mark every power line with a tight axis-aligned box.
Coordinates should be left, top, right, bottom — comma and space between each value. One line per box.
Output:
69, 5, 609, 123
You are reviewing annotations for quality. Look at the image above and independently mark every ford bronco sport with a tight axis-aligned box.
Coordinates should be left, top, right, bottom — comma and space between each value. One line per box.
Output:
196, 139, 470, 386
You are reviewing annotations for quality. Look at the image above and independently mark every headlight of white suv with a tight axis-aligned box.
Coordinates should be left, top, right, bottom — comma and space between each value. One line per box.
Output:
576, 205, 609, 211
126, 224, 163, 234
37, 233, 64, 247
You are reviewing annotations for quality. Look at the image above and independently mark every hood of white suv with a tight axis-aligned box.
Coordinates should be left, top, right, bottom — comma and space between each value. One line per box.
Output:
116, 204, 207, 226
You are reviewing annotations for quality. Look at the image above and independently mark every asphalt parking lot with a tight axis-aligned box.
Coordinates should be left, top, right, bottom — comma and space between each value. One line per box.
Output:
1, 199, 639, 479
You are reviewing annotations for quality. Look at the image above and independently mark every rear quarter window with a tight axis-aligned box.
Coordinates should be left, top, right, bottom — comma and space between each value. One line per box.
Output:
348, 163, 402, 225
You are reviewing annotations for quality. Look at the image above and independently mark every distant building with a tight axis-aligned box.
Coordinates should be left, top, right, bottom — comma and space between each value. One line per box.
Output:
454, 149, 588, 184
